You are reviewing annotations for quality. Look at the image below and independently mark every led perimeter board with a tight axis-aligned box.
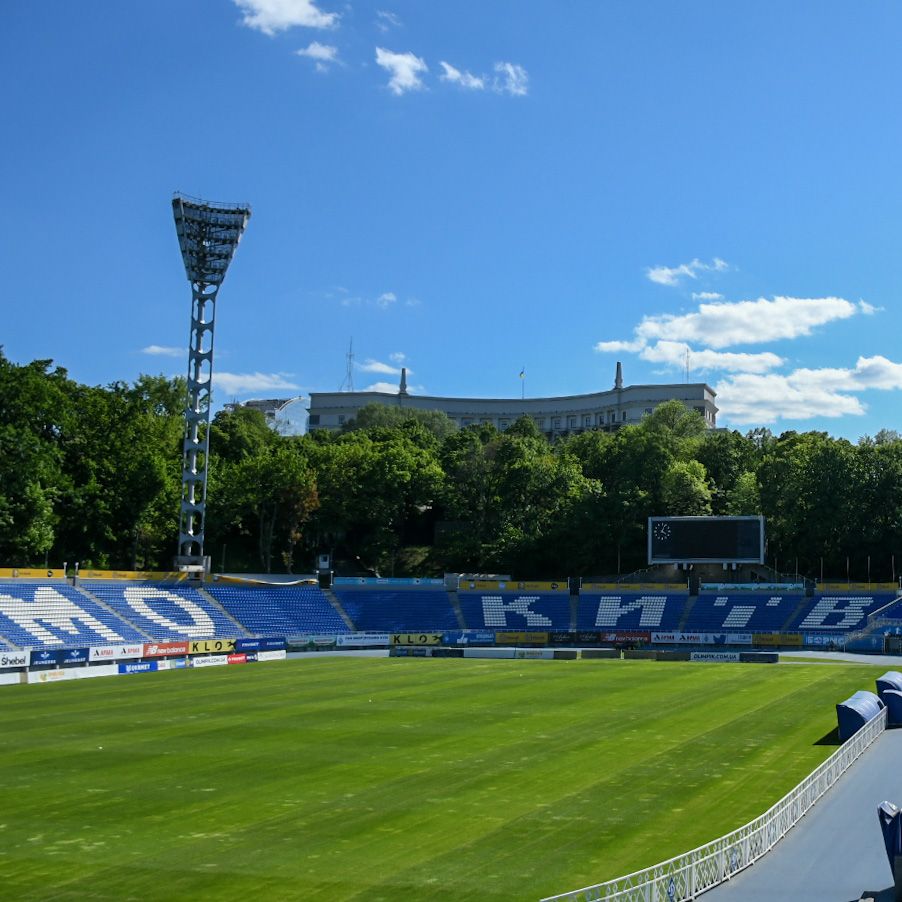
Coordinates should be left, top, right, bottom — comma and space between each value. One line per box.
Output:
648, 516, 765, 565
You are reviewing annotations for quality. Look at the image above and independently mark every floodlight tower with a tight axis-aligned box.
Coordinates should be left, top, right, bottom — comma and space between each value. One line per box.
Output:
172, 194, 251, 569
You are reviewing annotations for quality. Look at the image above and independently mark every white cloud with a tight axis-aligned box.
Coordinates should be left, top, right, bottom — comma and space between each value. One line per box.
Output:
638, 341, 784, 375
141, 345, 183, 358
365, 381, 400, 393
493, 61, 528, 96
376, 291, 397, 308
296, 41, 339, 71
234, 0, 338, 35
439, 61, 485, 90
595, 338, 646, 354
647, 257, 729, 287
357, 358, 413, 376
375, 47, 428, 95
215, 372, 301, 395
389, 352, 406, 363
715, 372, 866, 425
859, 300, 879, 315
627, 296, 862, 350
375, 10, 401, 33
692, 291, 723, 301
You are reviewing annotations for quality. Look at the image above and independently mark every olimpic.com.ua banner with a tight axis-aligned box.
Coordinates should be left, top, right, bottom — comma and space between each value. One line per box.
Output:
191, 655, 229, 668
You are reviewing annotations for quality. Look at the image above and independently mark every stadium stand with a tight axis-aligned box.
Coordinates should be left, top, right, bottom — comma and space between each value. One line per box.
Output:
682, 593, 802, 631
82, 582, 242, 641
457, 592, 571, 630
576, 593, 686, 630
789, 593, 897, 631
0, 582, 146, 648
206, 584, 349, 635
333, 588, 458, 632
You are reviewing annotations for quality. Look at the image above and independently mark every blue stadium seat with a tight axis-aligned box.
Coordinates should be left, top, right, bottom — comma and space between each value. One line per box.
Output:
335, 589, 458, 632
789, 594, 897, 631
683, 594, 801, 632
457, 593, 570, 631
576, 594, 685, 630
205, 584, 349, 635
81, 582, 241, 641
0, 581, 145, 648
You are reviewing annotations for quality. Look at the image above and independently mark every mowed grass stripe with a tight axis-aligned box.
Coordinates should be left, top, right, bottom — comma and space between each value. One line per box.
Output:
0, 657, 885, 901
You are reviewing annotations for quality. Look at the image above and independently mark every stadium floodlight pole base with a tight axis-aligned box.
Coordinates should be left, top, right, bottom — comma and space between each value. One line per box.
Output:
171, 193, 250, 565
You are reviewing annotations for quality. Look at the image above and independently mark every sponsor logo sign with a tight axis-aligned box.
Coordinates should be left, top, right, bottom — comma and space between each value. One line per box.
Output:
143, 642, 189, 658
803, 633, 845, 647
652, 632, 753, 646
336, 633, 390, 648
189, 639, 236, 654
0, 650, 30, 668
118, 661, 158, 675
753, 633, 803, 647
29, 669, 71, 684
691, 652, 741, 662
391, 633, 442, 646
515, 648, 554, 659
191, 655, 229, 668
256, 650, 287, 662
90, 644, 144, 661
442, 630, 495, 646
62, 647, 89, 665
235, 638, 285, 652
495, 631, 549, 645
599, 630, 651, 643
227, 653, 248, 665
31, 649, 63, 667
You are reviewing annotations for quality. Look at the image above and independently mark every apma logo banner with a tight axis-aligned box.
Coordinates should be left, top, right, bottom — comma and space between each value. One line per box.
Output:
90, 644, 143, 661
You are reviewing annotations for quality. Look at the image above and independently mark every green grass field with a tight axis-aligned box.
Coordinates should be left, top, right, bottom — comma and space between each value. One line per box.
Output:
0, 657, 887, 901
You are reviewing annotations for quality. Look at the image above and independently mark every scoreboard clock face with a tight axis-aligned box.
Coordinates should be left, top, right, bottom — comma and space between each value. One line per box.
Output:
648, 516, 764, 564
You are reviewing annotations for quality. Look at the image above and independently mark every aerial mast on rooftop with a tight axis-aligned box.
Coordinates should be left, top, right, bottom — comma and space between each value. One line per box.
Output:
172, 193, 251, 571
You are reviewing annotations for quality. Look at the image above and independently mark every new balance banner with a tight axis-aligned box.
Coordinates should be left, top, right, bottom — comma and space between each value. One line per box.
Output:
235, 638, 285, 652
599, 630, 651, 643
189, 639, 236, 654
0, 650, 29, 669
90, 644, 143, 662
143, 642, 189, 658
391, 633, 442, 646
119, 661, 158, 675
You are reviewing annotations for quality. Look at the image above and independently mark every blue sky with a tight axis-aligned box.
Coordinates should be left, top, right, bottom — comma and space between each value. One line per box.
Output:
3, 1, 902, 438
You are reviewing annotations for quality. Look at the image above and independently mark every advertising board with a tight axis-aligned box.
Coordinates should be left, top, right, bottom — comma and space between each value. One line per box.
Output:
598, 630, 651, 644
514, 648, 555, 660
28, 669, 71, 684
336, 633, 390, 648
30, 649, 63, 667
391, 633, 442, 646
60, 648, 90, 665
690, 652, 742, 663
753, 633, 803, 647
0, 650, 29, 669
189, 639, 236, 654
0, 671, 23, 686
441, 630, 495, 646
227, 654, 248, 665
495, 631, 549, 645
191, 655, 229, 667
157, 658, 188, 670
143, 642, 189, 657
256, 650, 287, 662
463, 647, 515, 659
118, 661, 158, 675
90, 644, 144, 662
235, 638, 285, 652
652, 632, 753, 645
803, 633, 845, 648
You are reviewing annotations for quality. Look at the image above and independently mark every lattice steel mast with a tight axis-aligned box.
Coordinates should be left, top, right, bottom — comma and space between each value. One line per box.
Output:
172, 194, 251, 568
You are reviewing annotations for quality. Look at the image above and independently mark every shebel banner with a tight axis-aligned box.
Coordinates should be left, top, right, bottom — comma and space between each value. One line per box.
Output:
599, 630, 651, 643
143, 642, 189, 658
235, 638, 285, 652
119, 661, 158, 675
0, 650, 30, 669
189, 639, 236, 654
90, 644, 144, 662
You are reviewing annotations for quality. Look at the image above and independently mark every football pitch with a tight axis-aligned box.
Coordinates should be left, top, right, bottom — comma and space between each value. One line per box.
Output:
1, 657, 887, 901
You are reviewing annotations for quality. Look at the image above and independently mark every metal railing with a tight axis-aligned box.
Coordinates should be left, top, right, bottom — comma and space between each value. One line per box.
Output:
541, 707, 887, 902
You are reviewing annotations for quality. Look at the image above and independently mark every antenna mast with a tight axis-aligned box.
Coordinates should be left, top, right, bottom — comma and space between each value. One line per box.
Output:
340, 338, 355, 392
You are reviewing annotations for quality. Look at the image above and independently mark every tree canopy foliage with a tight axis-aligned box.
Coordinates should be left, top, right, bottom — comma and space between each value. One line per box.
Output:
3, 354, 902, 580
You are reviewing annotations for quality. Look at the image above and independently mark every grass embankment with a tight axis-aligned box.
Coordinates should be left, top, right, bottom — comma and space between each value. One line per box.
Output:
0, 658, 885, 901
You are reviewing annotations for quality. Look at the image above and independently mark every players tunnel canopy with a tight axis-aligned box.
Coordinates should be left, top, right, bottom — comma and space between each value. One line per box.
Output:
836, 689, 884, 742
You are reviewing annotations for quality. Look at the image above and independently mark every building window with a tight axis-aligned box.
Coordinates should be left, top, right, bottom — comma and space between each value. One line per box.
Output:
308, 414, 320, 425
462, 418, 473, 426
568, 416, 577, 428
499, 419, 509, 430
552, 417, 562, 429
584, 415, 592, 427
621, 410, 627, 422
534, 417, 545, 429
338, 414, 345, 425
644, 408, 653, 416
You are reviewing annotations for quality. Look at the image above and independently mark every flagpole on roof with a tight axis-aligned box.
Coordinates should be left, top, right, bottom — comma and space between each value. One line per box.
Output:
520, 366, 525, 400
